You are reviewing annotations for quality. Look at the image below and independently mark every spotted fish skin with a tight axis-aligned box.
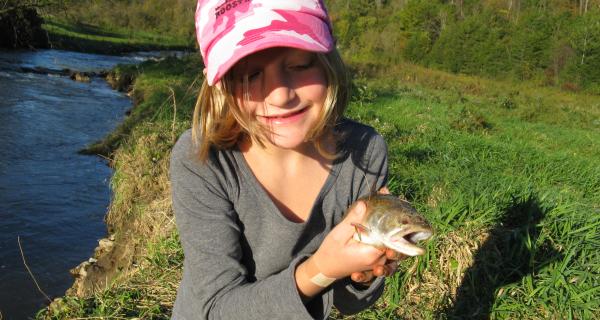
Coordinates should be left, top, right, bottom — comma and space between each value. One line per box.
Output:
349, 194, 433, 256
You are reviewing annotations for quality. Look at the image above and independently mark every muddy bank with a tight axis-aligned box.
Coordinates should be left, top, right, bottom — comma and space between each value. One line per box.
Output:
62, 63, 170, 300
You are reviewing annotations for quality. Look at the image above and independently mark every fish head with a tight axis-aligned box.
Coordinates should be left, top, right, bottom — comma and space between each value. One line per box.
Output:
362, 194, 433, 256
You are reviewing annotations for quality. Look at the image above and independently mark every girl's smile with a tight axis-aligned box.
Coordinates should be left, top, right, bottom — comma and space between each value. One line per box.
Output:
256, 106, 309, 125
230, 47, 328, 150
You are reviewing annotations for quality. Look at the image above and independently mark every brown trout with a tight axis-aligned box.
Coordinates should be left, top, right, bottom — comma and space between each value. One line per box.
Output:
350, 194, 433, 256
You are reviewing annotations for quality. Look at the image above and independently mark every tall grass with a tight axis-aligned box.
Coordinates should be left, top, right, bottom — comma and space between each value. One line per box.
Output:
38, 54, 600, 319
342, 77, 600, 319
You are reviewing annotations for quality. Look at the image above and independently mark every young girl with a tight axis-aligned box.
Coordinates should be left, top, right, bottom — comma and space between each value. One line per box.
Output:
170, 1, 403, 319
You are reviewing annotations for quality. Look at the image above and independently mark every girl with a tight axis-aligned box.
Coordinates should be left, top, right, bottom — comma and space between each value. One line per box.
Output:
170, 1, 403, 319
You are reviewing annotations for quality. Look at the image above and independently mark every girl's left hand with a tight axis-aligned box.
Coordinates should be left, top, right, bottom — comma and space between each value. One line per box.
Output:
350, 249, 406, 284
350, 186, 404, 285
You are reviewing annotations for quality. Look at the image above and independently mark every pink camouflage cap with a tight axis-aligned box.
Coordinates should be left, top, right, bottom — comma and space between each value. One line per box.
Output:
196, 0, 335, 86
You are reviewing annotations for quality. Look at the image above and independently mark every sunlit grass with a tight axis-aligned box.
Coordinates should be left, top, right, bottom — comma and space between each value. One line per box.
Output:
343, 77, 600, 319
37, 54, 600, 319
42, 18, 192, 54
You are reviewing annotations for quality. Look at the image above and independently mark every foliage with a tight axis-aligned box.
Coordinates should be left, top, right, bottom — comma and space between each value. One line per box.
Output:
396, 0, 443, 62
563, 9, 600, 92
427, 10, 511, 76
0, 1, 49, 48
325, 0, 600, 91
34, 0, 600, 89
508, 11, 556, 81
48, 0, 196, 43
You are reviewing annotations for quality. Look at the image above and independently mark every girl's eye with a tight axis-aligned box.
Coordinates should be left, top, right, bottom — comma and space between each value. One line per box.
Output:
290, 60, 314, 71
290, 57, 315, 71
247, 71, 261, 80
239, 70, 261, 83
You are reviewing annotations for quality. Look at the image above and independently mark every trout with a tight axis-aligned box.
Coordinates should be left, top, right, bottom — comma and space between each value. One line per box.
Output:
350, 194, 433, 256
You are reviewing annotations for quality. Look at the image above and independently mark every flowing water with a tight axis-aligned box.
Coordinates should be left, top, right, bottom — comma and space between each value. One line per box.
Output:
0, 49, 172, 319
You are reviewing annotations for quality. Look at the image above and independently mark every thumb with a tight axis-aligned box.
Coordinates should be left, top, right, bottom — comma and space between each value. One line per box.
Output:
329, 201, 367, 242
345, 200, 367, 224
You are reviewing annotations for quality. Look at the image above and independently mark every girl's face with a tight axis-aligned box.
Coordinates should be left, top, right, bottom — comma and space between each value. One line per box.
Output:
230, 47, 328, 150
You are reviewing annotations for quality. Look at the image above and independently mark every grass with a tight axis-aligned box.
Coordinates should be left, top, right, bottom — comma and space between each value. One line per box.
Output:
343, 79, 600, 319
42, 18, 193, 54
37, 54, 600, 319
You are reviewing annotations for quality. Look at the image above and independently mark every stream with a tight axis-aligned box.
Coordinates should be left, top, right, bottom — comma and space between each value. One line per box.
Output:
0, 49, 178, 319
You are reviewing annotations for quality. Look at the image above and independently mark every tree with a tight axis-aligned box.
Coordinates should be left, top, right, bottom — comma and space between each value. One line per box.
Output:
565, 9, 600, 86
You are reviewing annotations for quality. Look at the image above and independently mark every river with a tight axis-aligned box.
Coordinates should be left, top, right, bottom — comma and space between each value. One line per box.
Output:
0, 49, 172, 319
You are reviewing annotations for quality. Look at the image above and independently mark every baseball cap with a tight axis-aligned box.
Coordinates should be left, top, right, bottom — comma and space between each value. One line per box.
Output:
195, 0, 335, 86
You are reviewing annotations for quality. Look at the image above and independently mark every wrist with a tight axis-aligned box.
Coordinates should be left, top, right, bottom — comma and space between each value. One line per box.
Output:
295, 256, 336, 302
304, 256, 337, 287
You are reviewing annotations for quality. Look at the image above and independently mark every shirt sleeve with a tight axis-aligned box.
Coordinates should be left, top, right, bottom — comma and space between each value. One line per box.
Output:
169, 132, 332, 320
333, 130, 389, 315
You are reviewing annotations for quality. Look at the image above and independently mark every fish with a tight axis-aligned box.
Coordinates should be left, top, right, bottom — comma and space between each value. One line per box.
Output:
350, 194, 433, 256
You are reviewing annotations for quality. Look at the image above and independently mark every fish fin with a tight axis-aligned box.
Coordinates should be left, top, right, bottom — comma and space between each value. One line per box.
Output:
351, 223, 370, 242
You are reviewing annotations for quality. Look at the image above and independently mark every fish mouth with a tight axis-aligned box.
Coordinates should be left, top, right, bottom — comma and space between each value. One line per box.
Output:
383, 229, 433, 257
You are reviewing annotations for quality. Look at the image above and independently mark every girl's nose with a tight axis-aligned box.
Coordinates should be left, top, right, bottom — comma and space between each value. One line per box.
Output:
264, 70, 296, 108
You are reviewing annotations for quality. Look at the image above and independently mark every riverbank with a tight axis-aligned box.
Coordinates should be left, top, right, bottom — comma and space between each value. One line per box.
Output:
43, 19, 193, 55
36, 50, 600, 318
0, 49, 144, 320
0, 7, 193, 55
38, 55, 200, 319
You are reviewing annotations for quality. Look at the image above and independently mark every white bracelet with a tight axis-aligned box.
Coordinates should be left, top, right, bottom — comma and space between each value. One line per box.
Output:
310, 272, 336, 287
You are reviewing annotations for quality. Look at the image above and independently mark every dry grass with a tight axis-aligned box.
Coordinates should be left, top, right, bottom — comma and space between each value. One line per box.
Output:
392, 229, 489, 319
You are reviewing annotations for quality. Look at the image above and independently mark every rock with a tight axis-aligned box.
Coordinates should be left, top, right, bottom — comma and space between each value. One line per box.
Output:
70, 261, 90, 279
98, 238, 114, 252
70, 71, 91, 83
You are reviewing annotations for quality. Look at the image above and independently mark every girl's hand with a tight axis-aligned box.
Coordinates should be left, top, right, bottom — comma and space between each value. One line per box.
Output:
350, 249, 407, 285
349, 186, 403, 285
310, 201, 388, 279
296, 201, 387, 300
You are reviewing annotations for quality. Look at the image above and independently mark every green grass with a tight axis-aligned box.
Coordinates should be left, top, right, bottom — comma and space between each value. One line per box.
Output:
37, 55, 600, 319
342, 78, 600, 319
42, 18, 193, 54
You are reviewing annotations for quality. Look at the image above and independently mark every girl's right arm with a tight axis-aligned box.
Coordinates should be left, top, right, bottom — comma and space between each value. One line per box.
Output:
170, 134, 317, 319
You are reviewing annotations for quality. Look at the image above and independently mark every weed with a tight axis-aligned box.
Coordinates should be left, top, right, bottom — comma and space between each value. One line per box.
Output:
450, 107, 493, 133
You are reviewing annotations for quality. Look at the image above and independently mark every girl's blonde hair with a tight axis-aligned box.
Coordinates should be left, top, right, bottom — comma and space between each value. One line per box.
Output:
192, 48, 349, 161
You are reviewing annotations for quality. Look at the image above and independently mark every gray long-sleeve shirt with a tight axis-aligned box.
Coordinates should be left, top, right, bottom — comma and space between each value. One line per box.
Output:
170, 119, 388, 320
